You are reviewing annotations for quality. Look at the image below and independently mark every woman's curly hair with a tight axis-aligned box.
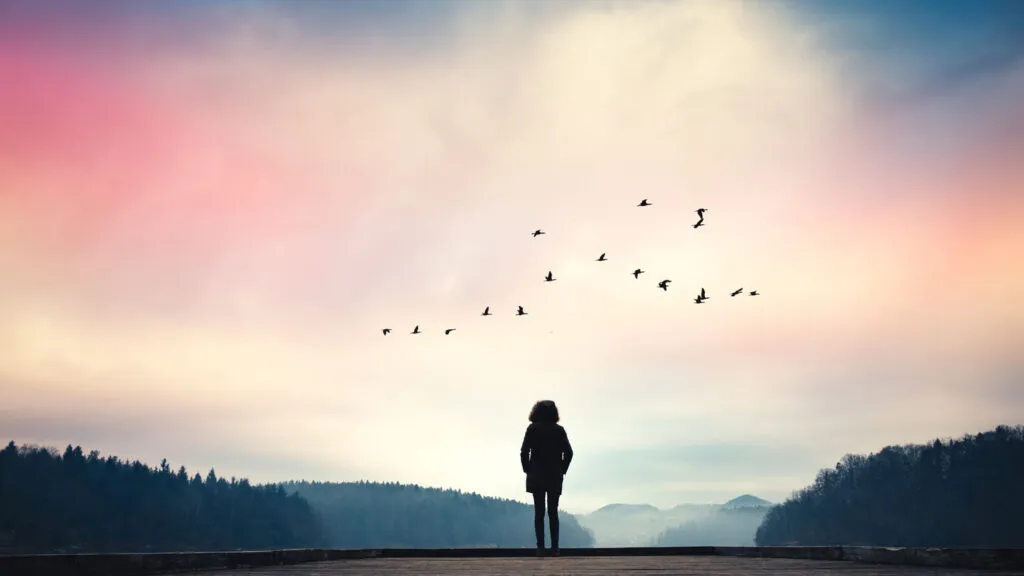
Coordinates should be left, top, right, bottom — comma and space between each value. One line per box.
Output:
529, 400, 560, 423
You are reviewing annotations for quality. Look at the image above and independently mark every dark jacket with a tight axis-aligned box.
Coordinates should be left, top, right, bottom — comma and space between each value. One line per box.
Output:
520, 422, 573, 494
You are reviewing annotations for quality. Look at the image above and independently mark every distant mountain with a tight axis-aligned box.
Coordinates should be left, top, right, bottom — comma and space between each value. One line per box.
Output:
578, 503, 678, 546
653, 504, 771, 546
669, 503, 722, 514
722, 494, 772, 509
590, 503, 661, 515
577, 496, 770, 547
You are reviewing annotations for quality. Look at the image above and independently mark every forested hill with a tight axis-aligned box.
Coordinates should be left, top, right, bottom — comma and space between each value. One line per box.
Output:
0, 442, 324, 554
755, 425, 1024, 547
285, 481, 596, 548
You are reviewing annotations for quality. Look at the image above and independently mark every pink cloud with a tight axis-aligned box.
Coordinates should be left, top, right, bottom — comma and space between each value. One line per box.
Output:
0, 36, 383, 320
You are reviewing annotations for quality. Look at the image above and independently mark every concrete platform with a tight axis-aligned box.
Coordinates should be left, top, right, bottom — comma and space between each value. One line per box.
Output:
3, 547, 1022, 575
185, 556, 1008, 575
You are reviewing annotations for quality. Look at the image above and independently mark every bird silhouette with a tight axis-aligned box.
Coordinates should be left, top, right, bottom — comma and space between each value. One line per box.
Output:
731, 288, 743, 297
695, 208, 708, 218
692, 218, 705, 229
694, 296, 705, 304
750, 290, 760, 296
445, 328, 456, 335
633, 268, 644, 279
382, 328, 391, 335
700, 287, 709, 300
637, 199, 652, 207
516, 306, 528, 316
532, 229, 545, 237
658, 279, 671, 291
545, 271, 556, 282
596, 253, 607, 261
482, 306, 492, 316
411, 325, 421, 334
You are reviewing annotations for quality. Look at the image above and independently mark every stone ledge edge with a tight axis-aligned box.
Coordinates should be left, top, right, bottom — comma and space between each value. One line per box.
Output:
1, 546, 1021, 575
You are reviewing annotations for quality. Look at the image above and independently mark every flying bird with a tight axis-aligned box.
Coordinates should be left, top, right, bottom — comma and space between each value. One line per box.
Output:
633, 268, 644, 279
382, 328, 391, 335
700, 287, 709, 300
694, 296, 705, 304
731, 288, 743, 297
596, 253, 607, 261
695, 208, 708, 218
692, 219, 705, 229
637, 199, 652, 207
750, 290, 760, 296
516, 306, 528, 316
445, 328, 456, 335
532, 229, 545, 237
658, 279, 671, 291
545, 271, 556, 282
482, 306, 492, 316
411, 325, 421, 334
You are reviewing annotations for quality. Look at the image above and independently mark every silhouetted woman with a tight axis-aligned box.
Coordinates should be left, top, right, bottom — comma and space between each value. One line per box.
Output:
520, 400, 573, 556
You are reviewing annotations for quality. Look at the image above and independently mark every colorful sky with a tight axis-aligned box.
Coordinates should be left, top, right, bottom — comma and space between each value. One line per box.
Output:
2, 0, 1023, 513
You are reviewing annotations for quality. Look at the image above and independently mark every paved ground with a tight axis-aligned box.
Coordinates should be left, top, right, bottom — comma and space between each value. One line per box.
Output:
190, 556, 1002, 575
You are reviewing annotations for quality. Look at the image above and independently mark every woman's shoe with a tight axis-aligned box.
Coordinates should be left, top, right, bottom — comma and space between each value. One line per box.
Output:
536, 547, 545, 557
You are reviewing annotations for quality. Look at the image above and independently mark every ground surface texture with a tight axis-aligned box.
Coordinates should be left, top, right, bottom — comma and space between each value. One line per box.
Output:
189, 556, 1005, 575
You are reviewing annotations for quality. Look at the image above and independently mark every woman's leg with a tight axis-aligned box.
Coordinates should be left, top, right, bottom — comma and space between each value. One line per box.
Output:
532, 491, 546, 549
547, 491, 560, 551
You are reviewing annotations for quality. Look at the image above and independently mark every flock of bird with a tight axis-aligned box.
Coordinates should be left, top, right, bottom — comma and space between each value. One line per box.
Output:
381, 200, 759, 336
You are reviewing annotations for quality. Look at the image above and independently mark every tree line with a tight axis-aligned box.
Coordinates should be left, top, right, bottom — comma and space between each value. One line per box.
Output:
0, 442, 323, 553
755, 424, 1024, 546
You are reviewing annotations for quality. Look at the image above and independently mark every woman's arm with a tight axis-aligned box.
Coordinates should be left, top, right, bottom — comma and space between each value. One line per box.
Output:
520, 426, 532, 473
561, 427, 574, 474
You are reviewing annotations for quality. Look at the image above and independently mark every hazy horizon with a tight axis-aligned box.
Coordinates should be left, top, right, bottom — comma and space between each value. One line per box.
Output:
2, 0, 1023, 514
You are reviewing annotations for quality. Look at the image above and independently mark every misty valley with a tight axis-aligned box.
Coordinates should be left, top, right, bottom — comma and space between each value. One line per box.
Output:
579, 495, 773, 547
